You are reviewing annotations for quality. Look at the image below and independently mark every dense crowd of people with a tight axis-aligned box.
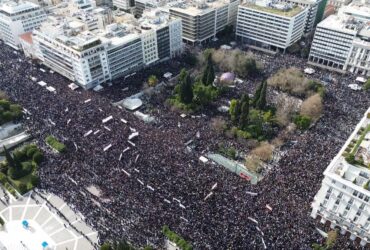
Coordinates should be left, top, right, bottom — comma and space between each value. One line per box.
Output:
0, 42, 369, 250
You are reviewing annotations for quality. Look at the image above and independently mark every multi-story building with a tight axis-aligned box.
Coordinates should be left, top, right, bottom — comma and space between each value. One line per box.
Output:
30, 10, 182, 89
327, 0, 352, 10
0, 0, 46, 49
311, 108, 370, 247
278, 0, 322, 33
236, 0, 308, 51
168, 0, 240, 44
308, 2, 370, 76
113, 0, 134, 10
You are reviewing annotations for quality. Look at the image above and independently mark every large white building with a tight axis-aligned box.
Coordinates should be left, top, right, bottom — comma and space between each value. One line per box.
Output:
311, 108, 370, 247
168, 0, 240, 44
113, 0, 134, 10
30, 10, 182, 89
0, 0, 46, 49
236, 0, 308, 51
278, 0, 322, 33
308, 2, 370, 76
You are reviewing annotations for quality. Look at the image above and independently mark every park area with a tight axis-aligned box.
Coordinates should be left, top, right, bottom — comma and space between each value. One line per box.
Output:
134, 48, 326, 181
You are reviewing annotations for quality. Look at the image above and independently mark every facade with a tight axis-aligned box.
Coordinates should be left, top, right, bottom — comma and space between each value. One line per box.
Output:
168, 0, 240, 44
30, 10, 182, 89
0, 0, 46, 49
279, 0, 322, 33
311, 108, 370, 247
236, 0, 308, 51
113, 0, 134, 10
327, 0, 352, 10
308, 3, 370, 76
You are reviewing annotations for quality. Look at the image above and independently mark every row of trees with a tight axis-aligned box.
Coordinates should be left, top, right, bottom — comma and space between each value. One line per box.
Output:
229, 81, 269, 139
205, 49, 260, 78
170, 51, 219, 110
100, 240, 153, 250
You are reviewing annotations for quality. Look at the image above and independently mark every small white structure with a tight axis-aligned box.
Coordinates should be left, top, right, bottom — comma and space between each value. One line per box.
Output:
123, 98, 143, 111
163, 72, 172, 79
304, 68, 315, 74
68, 83, 80, 90
37, 81, 47, 87
356, 76, 367, 83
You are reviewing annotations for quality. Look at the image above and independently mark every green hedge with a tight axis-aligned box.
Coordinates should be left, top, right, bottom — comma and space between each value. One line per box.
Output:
162, 226, 192, 250
46, 136, 66, 153
0, 216, 4, 226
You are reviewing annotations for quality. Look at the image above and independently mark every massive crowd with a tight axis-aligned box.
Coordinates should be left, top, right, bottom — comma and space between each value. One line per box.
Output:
0, 42, 369, 249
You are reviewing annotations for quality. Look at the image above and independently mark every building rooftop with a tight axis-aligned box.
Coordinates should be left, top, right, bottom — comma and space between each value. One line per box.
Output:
0, 0, 40, 15
340, 2, 370, 21
241, 1, 305, 17
168, 0, 235, 16
326, 107, 370, 194
19, 31, 33, 44
34, 9, 177, 51
317, 14, 362, 35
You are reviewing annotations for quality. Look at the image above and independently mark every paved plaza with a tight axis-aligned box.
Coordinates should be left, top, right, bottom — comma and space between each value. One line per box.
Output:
0, 190, 98, 250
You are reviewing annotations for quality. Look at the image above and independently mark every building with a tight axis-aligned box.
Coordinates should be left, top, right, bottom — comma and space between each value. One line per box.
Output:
327, 0, 351, 10
113, 0, 134, 10
0, 0, 46, 49
236, 0, 308, 51
308, 2, 370, 76
30, 10, 182, 89
278, 0, 322, 33
168, 0, 240, 44
311, 108, 370, 247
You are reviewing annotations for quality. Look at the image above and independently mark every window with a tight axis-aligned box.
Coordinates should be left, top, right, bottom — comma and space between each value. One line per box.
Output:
359, 193, 364, 199
345, 204, 351, 210
353, 191, 358, 196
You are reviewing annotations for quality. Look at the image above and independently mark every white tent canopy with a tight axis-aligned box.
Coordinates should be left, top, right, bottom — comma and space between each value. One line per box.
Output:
122, 98, 143, 111
68, 83, 79, 90
304, 68, 315, 74
93, 85, 103, 92
356, 76, 367, 83
163, 72, 172, 79
348, 83, 362, 90
37, 81, 47, 87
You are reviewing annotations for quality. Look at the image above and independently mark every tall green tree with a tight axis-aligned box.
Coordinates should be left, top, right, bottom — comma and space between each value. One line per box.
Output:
239, 95, 249, 129
179, 73, 193, 104
202, 52, 215, 86
252, 82, 263, 107
3, 146, 15, 168
229, 99, 241, 124
255, 81, 267, 110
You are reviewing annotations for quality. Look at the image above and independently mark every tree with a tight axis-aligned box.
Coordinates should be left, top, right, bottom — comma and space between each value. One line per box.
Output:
147, 75, 158, 87
100, 242, 112, 250
192, 82, 218, 107
177, 69, 187, 86
255, 81, 267, 110
202, 52, 215, 86
239, 101, 249, 129
3, 146, 15, 169
252, 82, 263, 107
300, 93, 323, 120
294, 115, 311, 130
179, 73, 193, 104
229, 99, 241, 124
325, 230, 338, 249
364, 79, 370, 90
